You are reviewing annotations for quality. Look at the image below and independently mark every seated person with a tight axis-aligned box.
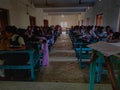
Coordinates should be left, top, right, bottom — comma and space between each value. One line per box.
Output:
106, 29, 114, 42
5, 26, 26, 50
0, 26, 28, 80
107, 32, 120, 43
95, 26, 107, 41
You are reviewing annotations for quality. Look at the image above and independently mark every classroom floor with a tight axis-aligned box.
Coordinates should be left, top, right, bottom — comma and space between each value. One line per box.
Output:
37, 32, 110, 84
0, 32, 112, 90
37, 32, 83, 82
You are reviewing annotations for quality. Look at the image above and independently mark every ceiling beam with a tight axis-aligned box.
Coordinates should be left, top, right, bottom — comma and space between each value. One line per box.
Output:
47, 12, 82, 15
34, 2, 94, 8
43, 8, 86, 13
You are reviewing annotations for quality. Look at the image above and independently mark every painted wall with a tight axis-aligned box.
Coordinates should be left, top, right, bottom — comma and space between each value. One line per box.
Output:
9, 0, 30, 28
78, 12, 86, 25
0, 0, 119, 31
85, 0, 119, 31
0, 0, 45, 28
118, 8, 120, 32
34, 8, 45, 26
48, 15, 79, 28
84, 7, 94, 25
0, 0, 11, 9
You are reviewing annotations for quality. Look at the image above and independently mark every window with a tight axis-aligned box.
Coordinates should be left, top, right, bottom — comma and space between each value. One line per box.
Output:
60, 21, 67, 28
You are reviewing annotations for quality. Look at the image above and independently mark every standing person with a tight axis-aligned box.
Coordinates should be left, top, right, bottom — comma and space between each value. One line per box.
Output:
42, 37, 49, 66
32, 26, 49, 66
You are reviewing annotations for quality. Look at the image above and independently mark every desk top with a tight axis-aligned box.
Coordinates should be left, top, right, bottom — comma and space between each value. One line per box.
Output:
109, 42, 120, 46
114, 54, 120, 59
88, 41, 120, 56
0, 49, 34, 54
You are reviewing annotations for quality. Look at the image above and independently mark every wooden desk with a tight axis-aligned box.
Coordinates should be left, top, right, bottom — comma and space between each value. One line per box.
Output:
88, 41, 120, 90
114, 54, 120, 58
0, 50, 37, 80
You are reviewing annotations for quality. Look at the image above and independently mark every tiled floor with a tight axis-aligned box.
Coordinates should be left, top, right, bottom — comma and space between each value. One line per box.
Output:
37, 61, 90, 83
38, 32, 110, 84
0, 32, 112, 90
0, 81, 112, 90
50, 32, 76, 60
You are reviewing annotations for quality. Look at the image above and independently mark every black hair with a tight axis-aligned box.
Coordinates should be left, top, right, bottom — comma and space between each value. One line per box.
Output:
112, 32, 120, 39
5, 26, 17, 34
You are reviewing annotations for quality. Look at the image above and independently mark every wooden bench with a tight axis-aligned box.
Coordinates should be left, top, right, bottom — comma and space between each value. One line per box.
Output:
0, 45, 42, 80
74, 42, 92, 68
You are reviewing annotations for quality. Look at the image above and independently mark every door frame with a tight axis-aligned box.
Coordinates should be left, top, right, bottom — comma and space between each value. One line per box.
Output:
29, 16, 36, 26
0, 8, 9, 31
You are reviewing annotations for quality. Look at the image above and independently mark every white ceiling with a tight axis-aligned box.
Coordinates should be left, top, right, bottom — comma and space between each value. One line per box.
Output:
29, 0, 97, 15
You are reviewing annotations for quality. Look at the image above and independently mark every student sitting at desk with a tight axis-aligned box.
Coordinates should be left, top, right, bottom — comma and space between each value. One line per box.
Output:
0, 26, 28, 80
5, 26, 26, 50
107, 32, 120, 43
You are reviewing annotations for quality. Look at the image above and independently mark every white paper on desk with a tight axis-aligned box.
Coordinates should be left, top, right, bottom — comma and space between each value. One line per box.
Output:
109, 42, 120, 47
87, 41, 120, 56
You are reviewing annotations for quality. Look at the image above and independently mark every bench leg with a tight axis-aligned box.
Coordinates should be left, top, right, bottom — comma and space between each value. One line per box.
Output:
95, 57, 102, 83
89, 50, 97, 90
89, 60, 96, 90
31, 67, 35, 80
104, 56, 119, 90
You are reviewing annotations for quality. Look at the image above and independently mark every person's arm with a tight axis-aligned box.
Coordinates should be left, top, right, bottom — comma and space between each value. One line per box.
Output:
7, 36, 26, 50
7, 45, 26, 50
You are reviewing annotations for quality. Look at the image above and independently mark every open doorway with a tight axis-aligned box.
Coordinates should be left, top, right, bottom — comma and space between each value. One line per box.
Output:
29, 16, 36, 26
0, 8, 9, 31
96, 13, 103, 26
86, 17, 90, 26
60, 21, 68, 31
44, 19, 49, 27
81, 19, 84, 25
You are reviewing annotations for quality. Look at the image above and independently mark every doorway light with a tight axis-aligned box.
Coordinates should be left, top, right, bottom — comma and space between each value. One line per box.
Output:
61, 15, 64, 18
87, 7, 90, 10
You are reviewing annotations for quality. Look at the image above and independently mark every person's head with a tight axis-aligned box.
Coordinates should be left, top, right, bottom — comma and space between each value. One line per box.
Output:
109, 29, 113, 34
112, 32, 120, 40
97, 26, 103, 33
105, 26, 111, 33
5, 26, 17, 38
86, 26, 92, 34
27, 26, 33, 31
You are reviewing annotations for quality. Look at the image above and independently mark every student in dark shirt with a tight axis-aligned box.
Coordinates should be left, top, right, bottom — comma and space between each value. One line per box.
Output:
3, 26, 28, 80
5, 26, 26, 50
